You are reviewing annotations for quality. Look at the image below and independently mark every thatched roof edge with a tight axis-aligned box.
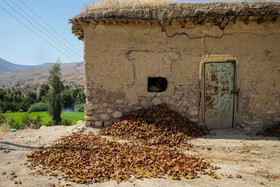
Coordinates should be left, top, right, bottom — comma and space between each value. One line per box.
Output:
70, 2, 280, 40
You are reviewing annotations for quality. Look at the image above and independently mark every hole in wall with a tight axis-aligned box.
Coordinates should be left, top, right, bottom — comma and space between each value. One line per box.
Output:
148, 77, 168, 92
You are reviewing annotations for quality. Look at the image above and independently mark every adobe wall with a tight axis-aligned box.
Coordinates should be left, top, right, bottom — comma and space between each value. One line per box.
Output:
83, 20, 280, 128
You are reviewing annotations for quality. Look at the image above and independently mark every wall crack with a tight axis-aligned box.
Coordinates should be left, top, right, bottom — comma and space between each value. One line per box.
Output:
159, 24, 276, 40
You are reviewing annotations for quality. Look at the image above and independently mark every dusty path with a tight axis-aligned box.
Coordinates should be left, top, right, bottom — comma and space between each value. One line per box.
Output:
0, 125, 279, 187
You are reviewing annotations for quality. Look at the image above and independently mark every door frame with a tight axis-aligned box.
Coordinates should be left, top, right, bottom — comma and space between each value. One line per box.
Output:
198, 55, 239, 128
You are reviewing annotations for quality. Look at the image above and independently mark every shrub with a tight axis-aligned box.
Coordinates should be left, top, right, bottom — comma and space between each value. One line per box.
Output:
61, 119, 72, 126
32, 115, 42, 129
22, 114, 32, 129
6, 117, 20, 129
0, 113, 5, 123
0, 114, 19, 129
44, 121, 53, 127
0, 123, 10, 133
18, 109, 24, 112
28, 102, 49, 113
74, 103, 85, 112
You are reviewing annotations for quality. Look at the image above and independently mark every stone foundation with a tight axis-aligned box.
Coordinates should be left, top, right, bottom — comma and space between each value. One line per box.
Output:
83, 86, 200, 127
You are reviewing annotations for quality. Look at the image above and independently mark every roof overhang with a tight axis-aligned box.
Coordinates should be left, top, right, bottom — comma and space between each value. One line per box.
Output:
70, 2, 280, 40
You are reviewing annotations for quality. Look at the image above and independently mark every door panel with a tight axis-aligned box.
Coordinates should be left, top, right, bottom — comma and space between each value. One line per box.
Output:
204, 62, 235, 128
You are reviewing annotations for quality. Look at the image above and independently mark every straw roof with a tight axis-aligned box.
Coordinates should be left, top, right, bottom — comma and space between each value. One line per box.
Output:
70, 2, 280, 40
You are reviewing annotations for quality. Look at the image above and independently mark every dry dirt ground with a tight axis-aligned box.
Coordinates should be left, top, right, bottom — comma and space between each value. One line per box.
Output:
0, 124, 279, 187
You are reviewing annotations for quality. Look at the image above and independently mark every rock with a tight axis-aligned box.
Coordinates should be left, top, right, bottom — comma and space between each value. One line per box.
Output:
40, 125, 47, 129
104, 121, 112, 127
84, 104, 91, 111
189, 110, 199, 116
96, 110, 106, 114
135, 107, 142, 110
267, 111, 275, 114
90, 104, 99, 110
94, 121, 103, 127
10, 171, 16, 175
84, 103, 99, 111
112, 111, 123, 118
242, 116, 249, 120
85, 115, 98, 121
2, 171, 6, 175
141, 100, 150, 107
103, 103, 109, 107
4, 150, 10, 153
85, 121, 92, 127
100, 114, 110, 121
107, 109, 113, 113
152, 98, 162, 105
116, 99, 124, 104
84, 89, 90, 96
176, 101, 183, 107
77, 126, 85, 133
91, 98, 99, 104
85, 111, 93, 115
149, 85, 160, 92
251, 150, 262, 155
235, 174, 242, 178
76, 120, 85, 126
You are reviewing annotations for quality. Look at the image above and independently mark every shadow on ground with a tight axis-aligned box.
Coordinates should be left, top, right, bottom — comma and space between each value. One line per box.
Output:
203, 128, 279, 141
0, 141, 43, 150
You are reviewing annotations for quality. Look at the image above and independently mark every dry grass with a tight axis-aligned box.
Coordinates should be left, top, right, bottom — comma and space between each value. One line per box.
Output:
85, 0, 176, 10
0, 123, 11, 134
84, 0, 276, 11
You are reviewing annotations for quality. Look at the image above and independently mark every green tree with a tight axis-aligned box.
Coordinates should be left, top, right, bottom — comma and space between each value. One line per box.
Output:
0, 88, 5, 101
61, 88, 74, 109
47, 61, 63, 125
24, 90, 37, 101
37, 84, 50, 102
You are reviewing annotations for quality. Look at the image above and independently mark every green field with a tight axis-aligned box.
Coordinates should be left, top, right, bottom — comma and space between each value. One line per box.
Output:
4, 111, 85, 126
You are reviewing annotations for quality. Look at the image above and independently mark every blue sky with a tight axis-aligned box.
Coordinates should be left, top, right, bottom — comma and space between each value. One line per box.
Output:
0, 0, 279, 65
0, 0, 92, 65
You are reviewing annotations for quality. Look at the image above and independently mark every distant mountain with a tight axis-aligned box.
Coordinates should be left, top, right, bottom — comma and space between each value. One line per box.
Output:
0, 58, 31, 75
0, 59, 84, 89
23, 62, 54, 71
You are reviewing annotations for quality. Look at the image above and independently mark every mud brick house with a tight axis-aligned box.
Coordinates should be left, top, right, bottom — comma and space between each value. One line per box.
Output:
70, 2, 280, 128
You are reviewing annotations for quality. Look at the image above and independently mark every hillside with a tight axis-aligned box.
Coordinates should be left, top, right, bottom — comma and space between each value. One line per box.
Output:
0, 58, 31, 75
0, 61, 84, 89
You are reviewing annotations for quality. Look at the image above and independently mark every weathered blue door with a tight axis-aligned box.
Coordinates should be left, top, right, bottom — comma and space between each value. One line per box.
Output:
204, 62, 235, 128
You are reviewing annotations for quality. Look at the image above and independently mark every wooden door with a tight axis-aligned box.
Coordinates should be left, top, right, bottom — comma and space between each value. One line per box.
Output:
204, 62, 235, 128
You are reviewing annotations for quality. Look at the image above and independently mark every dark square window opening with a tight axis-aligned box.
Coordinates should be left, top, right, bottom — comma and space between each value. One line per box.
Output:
148, 77, 168, 92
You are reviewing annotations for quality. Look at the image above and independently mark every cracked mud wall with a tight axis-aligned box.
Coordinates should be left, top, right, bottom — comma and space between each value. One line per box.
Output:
83, 20, 280, 128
